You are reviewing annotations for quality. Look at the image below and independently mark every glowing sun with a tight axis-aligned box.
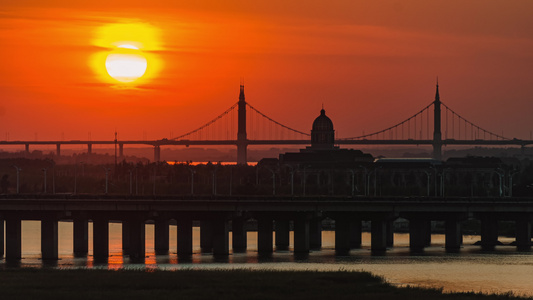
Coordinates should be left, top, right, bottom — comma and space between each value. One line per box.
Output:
91, 22, 163, 86
105, 45, 148, 83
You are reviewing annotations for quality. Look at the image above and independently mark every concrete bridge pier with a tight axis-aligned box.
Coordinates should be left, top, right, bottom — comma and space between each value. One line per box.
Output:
212, 218, 229, 255
5, 217, 21, 260
200, 221, 213, 253
424, 221, 432, 246
515, 218, 532, 251
257, 217, 273, 254
409, 219, 431, 252
480, 215, 498, 251
56, 144, 61, 156
386, 220, 394, 248
274, 219, 290, 251
349, 220, 362, 249
0, 217, 4, 258
445, 219, 463, 251
119, 143, 124, 158
177, 218, 193, 256
25, 144, 30, 154
127, 217, 146, 263
309, 218, 322, 250
87, 143, 92, 154
92, 218, 109, 261
41, 217, 58, 260
334, 217, 351, 255
121, 221, 130, 255
371, 218, 388, 252
293, 214, 310, 253
154, 218, 170, 255
232, 217, 247, 252
73, 218, 89, 256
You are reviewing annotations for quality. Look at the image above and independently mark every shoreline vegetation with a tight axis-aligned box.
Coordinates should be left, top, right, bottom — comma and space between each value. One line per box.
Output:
0, 269, 530, 300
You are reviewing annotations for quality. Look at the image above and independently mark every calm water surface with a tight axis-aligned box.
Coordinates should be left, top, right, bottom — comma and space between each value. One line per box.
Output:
2, 221, 533, 297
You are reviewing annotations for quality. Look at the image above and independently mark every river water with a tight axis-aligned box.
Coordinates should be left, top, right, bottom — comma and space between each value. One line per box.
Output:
2, 221, 533, 297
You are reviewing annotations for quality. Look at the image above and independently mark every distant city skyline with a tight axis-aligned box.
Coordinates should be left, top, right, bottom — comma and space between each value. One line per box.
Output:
1, 0, 532, 141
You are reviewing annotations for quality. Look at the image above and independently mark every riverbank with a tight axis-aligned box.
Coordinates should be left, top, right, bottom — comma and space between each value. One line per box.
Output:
0, 269, 529, 300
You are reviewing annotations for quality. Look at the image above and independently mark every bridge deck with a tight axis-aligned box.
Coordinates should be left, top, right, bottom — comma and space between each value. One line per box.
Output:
1, 195, 533, 217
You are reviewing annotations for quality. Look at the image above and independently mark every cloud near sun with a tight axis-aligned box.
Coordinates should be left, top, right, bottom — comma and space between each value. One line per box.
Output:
90, 22, 163, 86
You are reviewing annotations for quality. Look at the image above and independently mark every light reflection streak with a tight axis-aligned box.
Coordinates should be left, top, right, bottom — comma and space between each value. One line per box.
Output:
108, 254, 124, 270
145, 252, 157, 267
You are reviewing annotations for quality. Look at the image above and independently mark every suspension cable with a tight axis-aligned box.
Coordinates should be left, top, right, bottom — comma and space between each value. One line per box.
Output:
172, 102, 239, 140
441, 102, 510, 140
246, 103, 310, 137
340, 102, 433, 140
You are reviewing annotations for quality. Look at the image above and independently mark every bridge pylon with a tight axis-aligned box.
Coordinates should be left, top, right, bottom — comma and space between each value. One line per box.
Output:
237, 85, 248, 164
433, 82, 442, 160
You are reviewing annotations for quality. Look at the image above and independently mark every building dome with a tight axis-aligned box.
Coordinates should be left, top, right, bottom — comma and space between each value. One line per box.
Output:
312, 109, 334, 131
311, 109, 335, 149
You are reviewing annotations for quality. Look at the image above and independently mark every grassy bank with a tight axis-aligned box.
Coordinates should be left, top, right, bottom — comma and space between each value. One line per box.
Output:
0, 268, 529, 300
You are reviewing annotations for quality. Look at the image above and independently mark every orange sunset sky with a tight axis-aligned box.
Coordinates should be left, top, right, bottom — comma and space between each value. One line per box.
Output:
1, 0, 532, 143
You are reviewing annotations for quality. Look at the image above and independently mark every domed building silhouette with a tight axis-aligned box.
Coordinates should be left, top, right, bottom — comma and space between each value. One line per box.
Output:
310, 108, 337, 150
277, 107, 373, 170
271, 107, 374, 195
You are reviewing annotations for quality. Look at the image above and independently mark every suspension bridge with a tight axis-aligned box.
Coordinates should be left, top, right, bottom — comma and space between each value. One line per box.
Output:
1, 84, 531, 163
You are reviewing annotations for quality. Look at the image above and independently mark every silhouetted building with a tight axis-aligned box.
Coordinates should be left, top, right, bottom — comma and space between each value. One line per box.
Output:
278, 108, 373, 195
309, 108, 337, 150
280, 108, 373, 167
439, 156, 520, 197
373, 158, 442, 196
